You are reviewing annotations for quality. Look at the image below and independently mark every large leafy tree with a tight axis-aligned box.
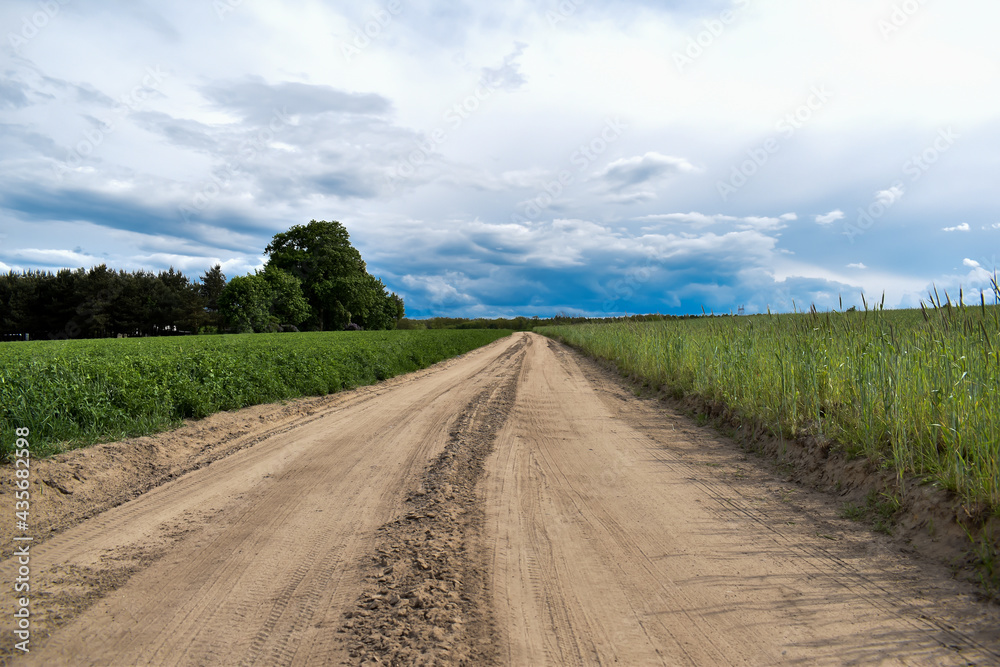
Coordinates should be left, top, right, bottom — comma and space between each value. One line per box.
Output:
218, 274, 272, 334
260, 264, 311, 329
264, 220, 402, 330
217, 267, 311, 334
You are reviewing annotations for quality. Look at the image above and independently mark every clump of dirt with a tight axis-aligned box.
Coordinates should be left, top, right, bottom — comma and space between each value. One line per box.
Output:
341, 366, 519, 665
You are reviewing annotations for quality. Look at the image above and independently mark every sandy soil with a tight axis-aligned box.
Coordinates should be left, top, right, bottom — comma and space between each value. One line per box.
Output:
1, 332, 998, 665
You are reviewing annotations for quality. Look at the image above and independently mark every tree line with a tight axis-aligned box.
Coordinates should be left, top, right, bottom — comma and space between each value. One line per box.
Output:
397, 313, 698, 331
0, 220, 404, 340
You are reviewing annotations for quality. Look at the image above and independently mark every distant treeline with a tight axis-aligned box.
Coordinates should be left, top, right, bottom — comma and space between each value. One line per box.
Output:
397, 313, 698, 331
1, 265, 214, 341
1, 220, 404, 341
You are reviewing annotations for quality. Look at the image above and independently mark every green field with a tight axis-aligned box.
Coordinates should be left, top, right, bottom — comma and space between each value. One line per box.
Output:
539, 302, 1000, 512
1, 329, 512, 459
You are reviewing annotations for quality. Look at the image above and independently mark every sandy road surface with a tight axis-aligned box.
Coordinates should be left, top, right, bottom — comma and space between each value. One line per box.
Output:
3, 332, 999, 665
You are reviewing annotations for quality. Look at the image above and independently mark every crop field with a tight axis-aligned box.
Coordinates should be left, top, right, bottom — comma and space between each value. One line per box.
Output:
539, 300, 1000, 511
0, 329, 511, 459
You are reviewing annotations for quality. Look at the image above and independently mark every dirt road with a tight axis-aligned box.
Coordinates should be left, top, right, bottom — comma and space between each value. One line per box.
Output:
3, 332, 999, 665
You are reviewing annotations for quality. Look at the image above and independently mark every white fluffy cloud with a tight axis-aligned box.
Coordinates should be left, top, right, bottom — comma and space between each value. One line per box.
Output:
816, 210, 845, 225
875, 186, 905, 206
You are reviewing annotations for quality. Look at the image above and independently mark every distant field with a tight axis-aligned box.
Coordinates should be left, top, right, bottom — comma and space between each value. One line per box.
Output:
0, 329, 512, 459
539, 303, 1000, 511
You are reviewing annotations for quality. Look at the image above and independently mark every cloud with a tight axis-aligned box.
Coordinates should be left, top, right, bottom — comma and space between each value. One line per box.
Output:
5, 248, 102, 268
595, 152, 701, 193
942, 223, 970, 232
198, 76, 391, 123
847, 262, 867, 269
638, 212, 796, 232
480, 42, 529, 91
740, 216, 794, 231
0, 79, 31, 110
606, 191, 657, 204
963, 258, 981, 268
365, 214, 828, 317
0, 179, 266, 251
131, 111, 219, 151
816, 209, 845, 225
875, 185, 905, 206
401, 272, 476, 307
637, 212, 736, 226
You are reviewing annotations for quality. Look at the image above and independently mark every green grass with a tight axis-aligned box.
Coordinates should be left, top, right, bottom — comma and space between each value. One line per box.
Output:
538, 298, 1000, 512
1, 329, 512, 459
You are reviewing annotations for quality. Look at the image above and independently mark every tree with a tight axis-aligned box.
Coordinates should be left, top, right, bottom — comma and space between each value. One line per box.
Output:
217, 267, 311, 334
153, 267, 202, 334
76, 264, 120, 337
200, 264, 227, 309
218, 274, 272, 333
264, 220, 403, 330
264, 220, 367, 330
199, 264, 227, 331
260, 265, 310, 329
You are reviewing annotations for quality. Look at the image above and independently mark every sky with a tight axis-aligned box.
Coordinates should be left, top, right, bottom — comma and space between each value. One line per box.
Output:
1, 0, 998, 318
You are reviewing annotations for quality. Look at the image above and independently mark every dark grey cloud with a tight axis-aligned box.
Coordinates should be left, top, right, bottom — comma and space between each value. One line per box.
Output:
0, 123, 60, 158
359, 216, 807, 317
310, 172, 380, 199
36, 75, 117, 108
0, 78, 30, 109
131, 111, 219, 150
596, 152, 700, 191
199, 77, 391, 122
0, 63, 117, 111
0, 181, 264, 253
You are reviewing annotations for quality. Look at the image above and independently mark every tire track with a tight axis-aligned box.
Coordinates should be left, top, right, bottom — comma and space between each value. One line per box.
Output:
339, 334, 526, 665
